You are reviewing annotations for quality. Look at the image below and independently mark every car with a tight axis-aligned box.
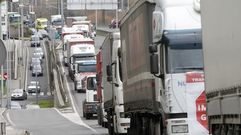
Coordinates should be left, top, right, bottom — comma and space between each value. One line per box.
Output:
32, 64, 43, 76
38, 29, 48, 38
32, 52, 43, 61
10, 101, 22, 110
11, 89, 27, 100
34, 48, 44, 59
27, 82, 41, 93
30, 58, 41, 70
30, 35, 41, 47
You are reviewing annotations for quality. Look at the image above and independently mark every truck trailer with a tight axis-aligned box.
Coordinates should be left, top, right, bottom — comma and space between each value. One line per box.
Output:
120, 0, 208, 134
102, 32, 130, 134
201, 0, 241, 134
96, 50, 108, 127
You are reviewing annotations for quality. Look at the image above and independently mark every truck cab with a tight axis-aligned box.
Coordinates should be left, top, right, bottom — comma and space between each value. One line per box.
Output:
74, 60, 96, 92
82, 75, 98, 119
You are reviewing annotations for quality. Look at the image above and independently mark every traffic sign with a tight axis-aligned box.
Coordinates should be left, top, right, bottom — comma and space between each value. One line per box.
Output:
0, 39, 6, 66
0, 72, 7, 80
196, 91, 208, 130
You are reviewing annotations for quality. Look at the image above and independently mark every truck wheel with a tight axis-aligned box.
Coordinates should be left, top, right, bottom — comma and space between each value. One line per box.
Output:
82, 102, 85, 117
86, 114, 91, 119
108, 123, 114, 135
74, 81, 77, 92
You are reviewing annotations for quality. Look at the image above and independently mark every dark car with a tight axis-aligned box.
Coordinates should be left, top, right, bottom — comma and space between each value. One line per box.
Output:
11, 89, 27, 100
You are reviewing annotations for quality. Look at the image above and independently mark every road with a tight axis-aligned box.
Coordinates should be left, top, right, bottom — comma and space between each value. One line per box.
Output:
5, 35, 108, 135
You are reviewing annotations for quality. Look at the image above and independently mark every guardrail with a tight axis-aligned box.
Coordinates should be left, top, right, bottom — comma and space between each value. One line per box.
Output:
96, 27, 118, 37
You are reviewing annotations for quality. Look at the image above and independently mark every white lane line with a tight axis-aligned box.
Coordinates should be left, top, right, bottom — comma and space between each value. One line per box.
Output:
58, 53, 97, 133
43, 40, 50, 95
58, 54, 77, 113
54, 108, 97, 133
6, 112, 15, 127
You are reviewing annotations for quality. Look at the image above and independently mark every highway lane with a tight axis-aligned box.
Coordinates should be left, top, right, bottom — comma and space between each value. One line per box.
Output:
60, 35, 108, 134
7, 109, 100, 135
6, 35, 109, 135
16, 39, 53, 108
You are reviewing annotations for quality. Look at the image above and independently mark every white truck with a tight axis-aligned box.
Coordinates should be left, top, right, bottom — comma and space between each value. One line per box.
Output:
74, 60, 96, 92
63, 34, 83, 66
66, 36, 95, 80
201, 0, 241, 134
82, 74, 98, 119
102, 32, 130, 134
120, 0, 208, 134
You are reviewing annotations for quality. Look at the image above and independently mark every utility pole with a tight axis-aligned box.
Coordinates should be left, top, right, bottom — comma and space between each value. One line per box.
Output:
61, 0, 64, 27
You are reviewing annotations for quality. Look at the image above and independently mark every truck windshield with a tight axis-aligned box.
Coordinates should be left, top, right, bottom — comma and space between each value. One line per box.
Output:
166, 43, 203, 73
87, 77, 97, 90
78, 64, 96, 72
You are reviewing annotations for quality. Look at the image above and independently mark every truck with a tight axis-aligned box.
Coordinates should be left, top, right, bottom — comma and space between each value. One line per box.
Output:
96, 50, 108, 127
201, 0, 241, 134
74, 60, 96, 92
63, 34, 83, 66
102, 32, 130, 134
66, 36, 95, 80
82, 74, 98, 119
51, 14, 62, 32
36, 18, 48, 30
120, 0, 208, 134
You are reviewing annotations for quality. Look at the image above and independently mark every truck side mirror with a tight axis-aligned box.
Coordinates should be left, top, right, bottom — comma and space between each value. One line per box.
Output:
106, 65, 112, 76
106, 65, 112, 82
150, 54, 159, 74
107, 76, 112, 82
118, 48, 122, 58
149, 45, 157, 53
70, 57, 74, 64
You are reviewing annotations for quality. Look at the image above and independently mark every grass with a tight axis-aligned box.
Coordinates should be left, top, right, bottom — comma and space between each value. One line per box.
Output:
34, 99, 54, 108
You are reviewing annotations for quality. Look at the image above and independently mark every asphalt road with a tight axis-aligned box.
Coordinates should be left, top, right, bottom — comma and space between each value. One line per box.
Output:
15, 39, 53, 108
6, 35, 109, 135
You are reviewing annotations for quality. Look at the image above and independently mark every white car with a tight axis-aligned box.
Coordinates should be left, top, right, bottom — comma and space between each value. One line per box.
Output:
27, 81, 41, 93
34, 48, 44, 58
11, 89, 27, 100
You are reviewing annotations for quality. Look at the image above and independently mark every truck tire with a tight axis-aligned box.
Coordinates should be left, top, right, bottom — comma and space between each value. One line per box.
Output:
108, 122, 114, 135
86, 114, 92, 119
74, 81, 77, 91
82, 101, 86, 117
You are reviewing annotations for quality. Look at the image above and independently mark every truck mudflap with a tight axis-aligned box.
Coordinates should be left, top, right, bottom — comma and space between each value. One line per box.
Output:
84, 102, 98, 114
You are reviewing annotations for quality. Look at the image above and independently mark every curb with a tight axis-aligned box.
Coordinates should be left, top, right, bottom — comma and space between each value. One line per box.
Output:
1, 108, 31, 135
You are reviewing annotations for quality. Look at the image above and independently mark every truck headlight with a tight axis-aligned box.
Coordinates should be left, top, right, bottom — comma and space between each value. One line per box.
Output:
171, 125, 188, 133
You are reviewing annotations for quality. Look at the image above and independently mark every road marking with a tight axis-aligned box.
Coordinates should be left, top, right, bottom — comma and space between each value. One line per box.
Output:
58, 53, 97, 133
54, 108, 97, 133
6, 112, 15, 127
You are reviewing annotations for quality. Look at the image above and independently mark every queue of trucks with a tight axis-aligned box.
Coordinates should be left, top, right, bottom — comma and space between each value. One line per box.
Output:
60, 17, 98, 119
56, 0, 241, 134
95, 0, 209, 134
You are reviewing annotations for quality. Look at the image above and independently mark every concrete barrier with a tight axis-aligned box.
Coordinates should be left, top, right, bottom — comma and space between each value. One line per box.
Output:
53, 69, 65, 108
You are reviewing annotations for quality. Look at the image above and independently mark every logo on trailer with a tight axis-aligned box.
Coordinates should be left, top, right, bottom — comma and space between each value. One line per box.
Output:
186, 72, 204, 83
196, 91, 208, 130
